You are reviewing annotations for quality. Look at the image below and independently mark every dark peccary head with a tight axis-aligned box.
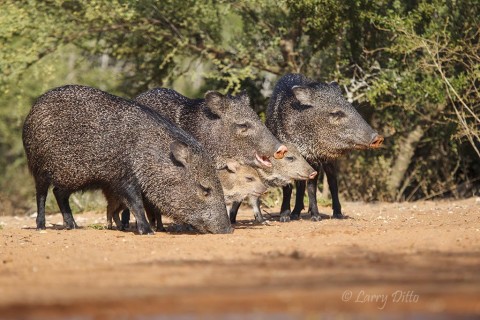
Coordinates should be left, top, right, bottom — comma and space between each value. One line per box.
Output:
267, 73, 383, 162
134, 88, 288, 170
218, 161, 267, 204
266, 73, 383, 222
22, 85, 232, 234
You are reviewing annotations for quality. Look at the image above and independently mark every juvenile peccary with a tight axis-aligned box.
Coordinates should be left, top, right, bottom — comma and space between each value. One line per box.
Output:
134, 88, 288, 169
107, 162, 266, 231
218, 161, 267, 204
229, 143, 317, 224
23, 85, 232, 234
266, 73, 383, 222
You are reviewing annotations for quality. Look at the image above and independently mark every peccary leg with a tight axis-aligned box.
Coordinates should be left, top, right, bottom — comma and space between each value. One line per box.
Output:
107, 201, 123, 230
120, 209, 130, 230
124, 190, 154, 235
53, 187, 78, 229
145, 207, 156, 228
280, 184, 293, 222
250, 196, 265, 223
229, 201, 242, 224
144, 199, 165, 232
307, 170, 322, 221
291, 180, 306, 220
35, 180, 49, 230
322, 161, 343, 218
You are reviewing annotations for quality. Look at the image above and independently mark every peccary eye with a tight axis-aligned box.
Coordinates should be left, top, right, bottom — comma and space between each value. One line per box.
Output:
236, 122, 251, 133
330, 110, 345, 118
199, 185, 211, 197
245, 176, 255, 182
285, 156, 295, 162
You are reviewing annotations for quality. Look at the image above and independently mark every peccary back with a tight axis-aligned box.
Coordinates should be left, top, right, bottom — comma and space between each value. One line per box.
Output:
135, 88, 287, 170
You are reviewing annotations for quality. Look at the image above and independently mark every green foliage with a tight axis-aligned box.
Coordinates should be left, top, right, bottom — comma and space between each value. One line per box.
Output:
0, 0, 478, 215
88, 223, 106, 230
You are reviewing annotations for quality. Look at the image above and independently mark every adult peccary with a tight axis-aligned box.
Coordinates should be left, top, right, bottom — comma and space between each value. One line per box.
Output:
266, 73, 384, 222
22, 85, 232, 234
229, 142, 317, 223
106, 162, 266, 231
134, 88, 288, 169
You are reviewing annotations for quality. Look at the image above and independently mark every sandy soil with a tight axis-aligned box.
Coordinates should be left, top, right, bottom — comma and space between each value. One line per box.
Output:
0, 198, 479, 319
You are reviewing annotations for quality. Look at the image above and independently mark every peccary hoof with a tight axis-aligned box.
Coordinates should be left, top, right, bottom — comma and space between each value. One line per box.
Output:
156, 226, 166, 232
332, 213, 345, 219
36, 225, 46, 231
254, 214, 265, 223
64, 220, 78, 230
121, 222, 129, 231
310, 215, 322, 222
230, 217, 237, 224
279, 216, 290, 222
138, 226, 155, 235
290, 213, 301, 220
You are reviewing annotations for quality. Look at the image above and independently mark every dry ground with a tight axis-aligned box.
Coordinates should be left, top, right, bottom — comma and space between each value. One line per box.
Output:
0, 198, 479, 319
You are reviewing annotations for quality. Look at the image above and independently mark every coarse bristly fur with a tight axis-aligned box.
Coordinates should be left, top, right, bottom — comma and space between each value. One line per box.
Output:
134, 88, 285, 170
266, 73, 383, 222
22, 85, 232, 234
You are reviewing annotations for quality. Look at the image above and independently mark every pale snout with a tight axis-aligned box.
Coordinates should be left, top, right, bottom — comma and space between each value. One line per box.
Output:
369, 134, 384, 149
274, 144, 288, 159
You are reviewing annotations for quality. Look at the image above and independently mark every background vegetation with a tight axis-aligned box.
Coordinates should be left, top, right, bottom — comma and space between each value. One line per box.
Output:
1, 0, 479, 215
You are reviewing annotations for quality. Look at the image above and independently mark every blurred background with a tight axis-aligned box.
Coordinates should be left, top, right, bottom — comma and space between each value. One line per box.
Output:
0, 0, 479, 215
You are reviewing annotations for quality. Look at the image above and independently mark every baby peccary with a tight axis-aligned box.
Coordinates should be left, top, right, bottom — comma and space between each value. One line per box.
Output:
229, 143, 317, 223
135, 88, 287, 170
218, 161, 267, 204
23, 85, 232, 234
266, 73, 384, 222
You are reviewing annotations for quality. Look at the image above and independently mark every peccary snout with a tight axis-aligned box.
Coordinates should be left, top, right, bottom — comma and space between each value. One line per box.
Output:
370, 134, 384, 149
274, 144, 288, 159
205, 221, 234, 234
309, 171, 318, 179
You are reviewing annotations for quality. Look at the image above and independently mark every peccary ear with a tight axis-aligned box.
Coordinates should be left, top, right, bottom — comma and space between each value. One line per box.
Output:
226, 160, 240, 173
292, 86, 311, 105
205, 91, 227, 115
238, 90, 250, 105
170, 141, 190, 168
329, 81, 343, 95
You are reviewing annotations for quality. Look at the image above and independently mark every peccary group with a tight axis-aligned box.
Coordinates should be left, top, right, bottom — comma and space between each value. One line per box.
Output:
23, 73, 383, 235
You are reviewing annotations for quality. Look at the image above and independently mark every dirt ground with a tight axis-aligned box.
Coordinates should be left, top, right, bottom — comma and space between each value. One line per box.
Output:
0, 198, 479, 319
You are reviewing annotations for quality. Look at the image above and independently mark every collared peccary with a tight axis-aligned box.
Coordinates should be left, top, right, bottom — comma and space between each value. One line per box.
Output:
134, 88, 288, 169
218, 162, 268, 204
229, 142, 317, 223
22, 85, 232, 234
266, 73, 384, 222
